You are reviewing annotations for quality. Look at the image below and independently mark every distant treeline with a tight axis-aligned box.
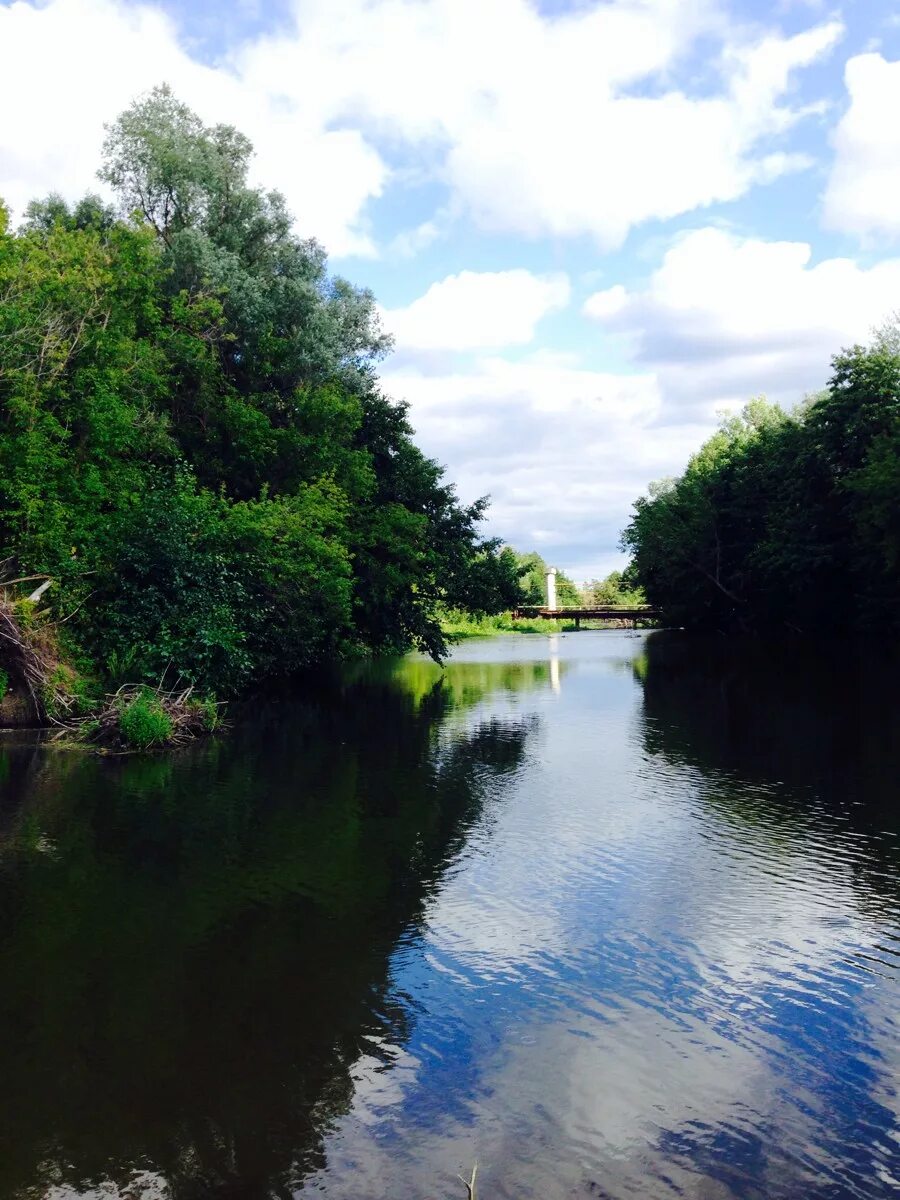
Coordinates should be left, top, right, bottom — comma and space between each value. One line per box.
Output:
509, 552, 645, 608
0, 86, 521, 702
623, 336, 900, 632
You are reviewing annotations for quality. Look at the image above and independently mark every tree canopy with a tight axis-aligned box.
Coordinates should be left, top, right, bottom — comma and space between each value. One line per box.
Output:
511, 550, 580, 606
0, 86, 521, 696
622, 346, 900, 633
584, 569, 645, 607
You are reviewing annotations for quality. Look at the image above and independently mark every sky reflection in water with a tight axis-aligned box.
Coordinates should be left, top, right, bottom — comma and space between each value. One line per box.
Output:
0, 632, 898, 1200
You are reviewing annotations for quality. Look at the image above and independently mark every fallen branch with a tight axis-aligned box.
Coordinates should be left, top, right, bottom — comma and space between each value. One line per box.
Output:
68, 683, 225, 750
27, 579, 52, 603
0, 595, 75, 723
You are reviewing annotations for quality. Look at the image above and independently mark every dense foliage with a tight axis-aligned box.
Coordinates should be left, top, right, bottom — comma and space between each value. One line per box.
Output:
512, 549, 580, 606
623, 341, 900, 632
0, 87, 520, 697
583, 569, 645, 607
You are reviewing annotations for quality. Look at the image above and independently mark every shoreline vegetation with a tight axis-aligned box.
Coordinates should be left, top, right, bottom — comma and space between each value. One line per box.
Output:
439, 610, 653, 638
623, 336, 900, 634
0, 86, 531, 748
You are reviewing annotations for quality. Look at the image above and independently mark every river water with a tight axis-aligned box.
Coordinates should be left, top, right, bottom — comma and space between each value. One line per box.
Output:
0, 631, 898, 1200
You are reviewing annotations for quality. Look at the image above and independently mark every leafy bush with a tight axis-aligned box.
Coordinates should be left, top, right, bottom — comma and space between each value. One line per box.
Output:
118, 689, 174, 750
86, 470, 252, 694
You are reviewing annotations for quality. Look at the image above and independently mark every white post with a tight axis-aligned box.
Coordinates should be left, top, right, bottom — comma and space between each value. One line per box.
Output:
546, 567, 557, 609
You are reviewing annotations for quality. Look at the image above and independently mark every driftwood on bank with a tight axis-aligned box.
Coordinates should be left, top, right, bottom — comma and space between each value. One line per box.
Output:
77, 683, 221, 749
0, 593, 76, 724
1, 591, 220, 747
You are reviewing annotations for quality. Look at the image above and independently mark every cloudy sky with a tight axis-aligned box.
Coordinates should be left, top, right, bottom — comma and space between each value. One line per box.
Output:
2, 0, 899, 579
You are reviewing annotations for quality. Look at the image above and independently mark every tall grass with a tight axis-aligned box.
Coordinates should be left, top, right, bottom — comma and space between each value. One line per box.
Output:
441, 609, 574, 638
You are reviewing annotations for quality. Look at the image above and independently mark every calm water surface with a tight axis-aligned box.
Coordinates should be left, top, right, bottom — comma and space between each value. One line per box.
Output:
0, 631, 898, 1200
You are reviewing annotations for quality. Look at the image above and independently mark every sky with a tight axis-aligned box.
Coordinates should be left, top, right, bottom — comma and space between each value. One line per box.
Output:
2, 0, 900, 581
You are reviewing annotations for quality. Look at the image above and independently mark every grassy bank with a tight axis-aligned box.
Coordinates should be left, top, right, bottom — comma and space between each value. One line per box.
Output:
439, 610, 635, 638
441, 610, 568, 637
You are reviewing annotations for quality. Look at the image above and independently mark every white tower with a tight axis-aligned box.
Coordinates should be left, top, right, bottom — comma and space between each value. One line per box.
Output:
545, 567, 558, 609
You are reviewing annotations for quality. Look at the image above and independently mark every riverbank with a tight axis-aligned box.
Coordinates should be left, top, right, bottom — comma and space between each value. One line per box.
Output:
442, 612, 571, 637
0, 596, 221, 750
440, 610, 653, 638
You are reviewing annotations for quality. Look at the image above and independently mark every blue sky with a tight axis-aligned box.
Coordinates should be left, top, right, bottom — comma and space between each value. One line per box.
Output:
2, 0, 900, 579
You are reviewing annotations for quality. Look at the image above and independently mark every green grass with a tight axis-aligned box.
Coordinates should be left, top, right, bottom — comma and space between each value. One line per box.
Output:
118, 688, 174, 750
441, 610, 576, 638
440, 608, 655, 640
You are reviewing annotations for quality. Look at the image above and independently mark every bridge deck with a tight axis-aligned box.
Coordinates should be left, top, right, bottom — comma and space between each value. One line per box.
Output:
512, 606, 661, 620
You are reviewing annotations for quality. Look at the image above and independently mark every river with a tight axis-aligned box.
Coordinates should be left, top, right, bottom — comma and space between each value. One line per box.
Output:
0, 631, 898, 1200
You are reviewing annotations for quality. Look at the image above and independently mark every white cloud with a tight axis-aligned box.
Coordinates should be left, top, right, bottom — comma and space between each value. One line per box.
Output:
583, 285, 629, 320
393, 228, 900, 576
584, 226, 900, 415
265, 0, 841, 248
0, 0, 386, 256
405, 228, 900, 576
0, 0, 877, 578
382, 354, 707, 577
382, 270, 570, 351
383, 221, 900, 574
822, 52, 900, 241
445, 16, 841, 249
1, 0, 843, 255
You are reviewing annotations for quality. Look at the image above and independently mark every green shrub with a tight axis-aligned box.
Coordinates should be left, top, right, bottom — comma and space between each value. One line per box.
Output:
190, 696, 221, 732
118, 688, 173, 750
0, 669, 7, 697
105, 646, 141, 688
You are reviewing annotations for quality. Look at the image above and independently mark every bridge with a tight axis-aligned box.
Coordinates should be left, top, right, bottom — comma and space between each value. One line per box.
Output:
512, 567, 661, 628
511, 605, 661, 629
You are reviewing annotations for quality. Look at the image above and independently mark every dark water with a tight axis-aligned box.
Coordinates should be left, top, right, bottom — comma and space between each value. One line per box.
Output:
0, 632, 898, 1200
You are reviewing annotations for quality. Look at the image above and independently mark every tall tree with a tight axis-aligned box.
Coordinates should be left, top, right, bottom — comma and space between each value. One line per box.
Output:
0, 87, 521, 694
623, 351, 900, 633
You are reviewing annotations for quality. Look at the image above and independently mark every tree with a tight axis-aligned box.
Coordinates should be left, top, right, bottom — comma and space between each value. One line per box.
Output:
586, 570, 645, 606
99, 85, 392, 400
508, 549, 579, 606
0, 88, 521, 697
622, 351, 900, 633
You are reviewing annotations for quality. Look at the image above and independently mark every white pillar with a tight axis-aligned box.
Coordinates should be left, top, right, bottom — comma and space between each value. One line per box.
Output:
546, 567, 557, 609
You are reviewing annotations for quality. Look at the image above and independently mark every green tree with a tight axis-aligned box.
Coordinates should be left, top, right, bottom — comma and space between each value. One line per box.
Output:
0, 88, 521, 700
623, 349, 900, 633
587, 569, 645, 606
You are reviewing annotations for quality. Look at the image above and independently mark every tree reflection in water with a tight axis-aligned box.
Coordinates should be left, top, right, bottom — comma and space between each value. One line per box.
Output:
636, 632, 899, 817
0, 659, 547, 1200
635, 631, 900, 921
